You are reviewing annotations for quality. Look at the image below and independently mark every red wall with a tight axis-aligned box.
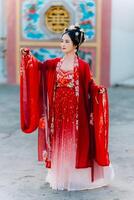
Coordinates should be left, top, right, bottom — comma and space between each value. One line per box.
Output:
100, 0, 112, 87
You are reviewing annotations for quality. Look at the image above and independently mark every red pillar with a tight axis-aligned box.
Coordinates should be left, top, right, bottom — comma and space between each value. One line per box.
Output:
100, 0, 112, 87
6, 0, 17, 84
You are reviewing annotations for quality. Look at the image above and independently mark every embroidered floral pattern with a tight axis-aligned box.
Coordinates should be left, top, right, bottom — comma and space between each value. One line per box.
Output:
56, 68, 74, 88
50, 55, 79, 143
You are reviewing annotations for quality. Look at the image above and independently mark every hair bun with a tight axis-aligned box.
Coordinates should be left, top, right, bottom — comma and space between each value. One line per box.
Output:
69, 24, 84, 34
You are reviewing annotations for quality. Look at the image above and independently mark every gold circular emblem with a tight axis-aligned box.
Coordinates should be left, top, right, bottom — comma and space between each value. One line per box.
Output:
45, 5, 70, 33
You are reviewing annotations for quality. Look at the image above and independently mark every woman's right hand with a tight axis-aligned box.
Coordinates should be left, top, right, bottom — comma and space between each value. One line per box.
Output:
20, 48, 30, 56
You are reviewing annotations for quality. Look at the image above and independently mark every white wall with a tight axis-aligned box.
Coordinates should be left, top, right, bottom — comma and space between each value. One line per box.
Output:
110, 0, 134, 85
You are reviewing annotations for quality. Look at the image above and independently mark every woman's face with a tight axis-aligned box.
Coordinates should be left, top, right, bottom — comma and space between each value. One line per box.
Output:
60, 33, 76, 54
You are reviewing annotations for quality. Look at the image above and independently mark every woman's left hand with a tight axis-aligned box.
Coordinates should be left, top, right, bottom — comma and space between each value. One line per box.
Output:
99, 88, 106, 94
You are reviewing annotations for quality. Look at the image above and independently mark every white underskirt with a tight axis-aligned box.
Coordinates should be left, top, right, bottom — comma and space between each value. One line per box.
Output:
45, 161, 115, 191
45, 126, 115, 191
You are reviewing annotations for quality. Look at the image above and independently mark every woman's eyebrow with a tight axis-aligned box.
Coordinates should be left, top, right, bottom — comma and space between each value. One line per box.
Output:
61, 39, 70, 42
60, 38, 70, 43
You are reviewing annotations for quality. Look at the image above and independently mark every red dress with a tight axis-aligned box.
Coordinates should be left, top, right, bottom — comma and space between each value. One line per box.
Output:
45, 66, 114, 190
20, 53, 114, 190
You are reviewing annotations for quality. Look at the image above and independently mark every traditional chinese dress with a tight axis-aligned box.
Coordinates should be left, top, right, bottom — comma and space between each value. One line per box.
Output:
20, 51, 114, 191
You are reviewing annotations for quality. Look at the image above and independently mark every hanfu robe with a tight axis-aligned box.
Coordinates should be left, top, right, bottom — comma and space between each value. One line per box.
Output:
20, 50, 114, 190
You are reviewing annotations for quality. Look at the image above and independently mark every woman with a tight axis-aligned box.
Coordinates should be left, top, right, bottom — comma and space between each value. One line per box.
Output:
20, 24, 114, 191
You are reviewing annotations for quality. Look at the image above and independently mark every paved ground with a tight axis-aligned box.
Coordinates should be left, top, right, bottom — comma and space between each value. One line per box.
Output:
0, 84, 134, 200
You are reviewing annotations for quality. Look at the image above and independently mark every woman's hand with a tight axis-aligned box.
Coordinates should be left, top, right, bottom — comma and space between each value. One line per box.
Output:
99, 88, 106, 94
20, 48, 30, 56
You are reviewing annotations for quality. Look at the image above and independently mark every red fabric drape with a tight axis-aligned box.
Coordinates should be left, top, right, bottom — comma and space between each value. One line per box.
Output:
20, 54, 110, 173
20, 52, 40, 133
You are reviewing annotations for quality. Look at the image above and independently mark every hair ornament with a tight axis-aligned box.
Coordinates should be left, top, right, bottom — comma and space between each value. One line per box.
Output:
75, 32, 79, 36
80, 28, 84, 33
74, 22, 80, 27
69, 25, 75, 30
84, 35, 88, 42
79, 31, 84, 46
63, 27, 68, 32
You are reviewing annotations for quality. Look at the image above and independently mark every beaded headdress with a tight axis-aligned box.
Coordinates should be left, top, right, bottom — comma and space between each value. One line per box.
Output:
63, 23, 85, 46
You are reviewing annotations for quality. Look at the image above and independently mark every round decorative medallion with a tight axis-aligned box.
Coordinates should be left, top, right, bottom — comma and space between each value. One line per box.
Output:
45, 5, 70, 33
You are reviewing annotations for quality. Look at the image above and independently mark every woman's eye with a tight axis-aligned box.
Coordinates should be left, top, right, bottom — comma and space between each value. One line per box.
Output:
60, 40, 70, 43
65, 40, 70, 43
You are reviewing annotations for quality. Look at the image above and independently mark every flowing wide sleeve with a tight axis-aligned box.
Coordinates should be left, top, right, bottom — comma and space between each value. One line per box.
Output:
20, 50, 41, 133
87, 64, 110, 166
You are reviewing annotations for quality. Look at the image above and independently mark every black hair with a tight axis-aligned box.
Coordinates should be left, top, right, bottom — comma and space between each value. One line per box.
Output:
61, 25, 85, 56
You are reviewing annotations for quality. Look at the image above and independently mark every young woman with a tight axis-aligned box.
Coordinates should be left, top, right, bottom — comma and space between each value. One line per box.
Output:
20, 24, 114, 191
